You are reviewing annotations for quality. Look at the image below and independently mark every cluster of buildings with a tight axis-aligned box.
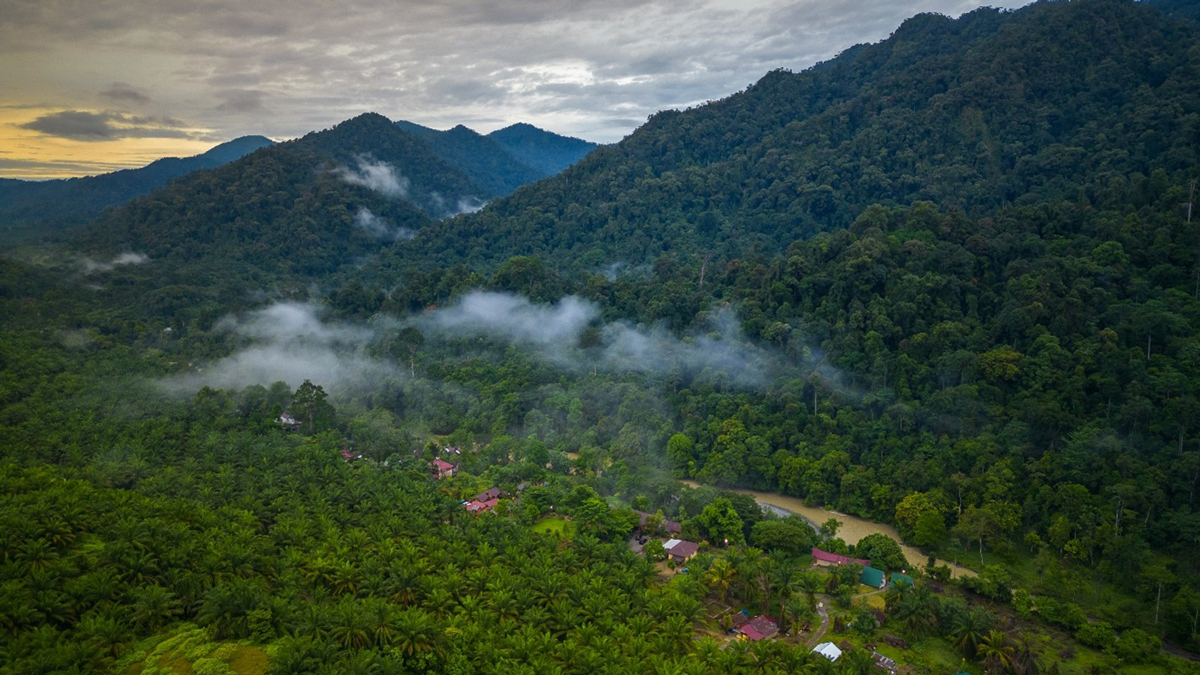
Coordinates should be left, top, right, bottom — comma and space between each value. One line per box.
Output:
465, 487, 501, 514
811, 547, 913, 590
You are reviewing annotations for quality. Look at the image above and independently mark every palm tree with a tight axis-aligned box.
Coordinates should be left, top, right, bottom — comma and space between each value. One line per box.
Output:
394, 607, 442, 657
953, 607, 993, 659
977, 629, 1016, 674
661, 614, 693, 654
1011, 632, 1043, 675
706, 558, 736, 605
329, 603, 370, 649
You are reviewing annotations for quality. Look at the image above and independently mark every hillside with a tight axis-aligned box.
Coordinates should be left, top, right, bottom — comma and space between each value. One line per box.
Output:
486, 122, 600, 177
402, 0, 1199, 270
395, 121, 548, 196
0, 135, 274, 243
78, 114, 600, 282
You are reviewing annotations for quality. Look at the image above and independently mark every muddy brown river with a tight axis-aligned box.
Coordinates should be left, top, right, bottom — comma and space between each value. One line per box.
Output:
680, 479, 977, 579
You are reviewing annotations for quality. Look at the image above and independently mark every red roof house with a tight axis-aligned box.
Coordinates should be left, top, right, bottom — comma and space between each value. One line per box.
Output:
464, 498, 499, 514
662, 539, 700, 564
430, 458, 457, 479
739, 615, 779, 641
812, 547, 869, 567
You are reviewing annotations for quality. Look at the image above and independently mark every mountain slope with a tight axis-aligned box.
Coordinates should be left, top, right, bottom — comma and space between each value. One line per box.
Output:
403, 0, 1199, 270
75, 113, 602, 282
394, 121, 546, 197
486, 123, 599, 176
0, 135, 275, 243
79, 115, 437, 279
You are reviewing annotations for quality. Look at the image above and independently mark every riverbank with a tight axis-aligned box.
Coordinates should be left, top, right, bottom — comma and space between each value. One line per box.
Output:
680, 479, 977, 579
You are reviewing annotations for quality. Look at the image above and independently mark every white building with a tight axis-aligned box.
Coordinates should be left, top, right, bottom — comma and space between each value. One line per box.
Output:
812, 642, 842, 662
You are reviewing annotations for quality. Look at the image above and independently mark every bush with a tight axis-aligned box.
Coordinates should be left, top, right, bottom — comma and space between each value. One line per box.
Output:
1075, 621, 1116, 650
1114, 628, 1160, 664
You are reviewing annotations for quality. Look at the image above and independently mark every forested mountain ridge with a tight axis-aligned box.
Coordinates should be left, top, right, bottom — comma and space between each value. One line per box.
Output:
402, 0, 1199, 270
77, 113, 599, 282
486, 122, 600, 176
394, 121, 547, 196
396, 120, 598, 195
0, 135, 274, 243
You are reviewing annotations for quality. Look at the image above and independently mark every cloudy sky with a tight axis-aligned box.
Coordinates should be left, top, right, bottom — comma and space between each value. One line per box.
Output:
1, 0, 1028, 179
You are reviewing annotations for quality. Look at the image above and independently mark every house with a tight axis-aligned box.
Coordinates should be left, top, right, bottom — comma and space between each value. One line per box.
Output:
883, 634, 909, 649
634, 510, 682, 535
860, 566, 886, 588
662, 539, 700, 564
890, 572, 915, 589
340, 449, 363, 462
729, 610, 751, 629
465, 498, 499, 514
443, 446, 462, 456
477, 487, 501, 501
430, 458, 457, 479
278, 413, 301, 432
739, 615, 779, 641
812, 547, 869, 567
812, 642, 842, 662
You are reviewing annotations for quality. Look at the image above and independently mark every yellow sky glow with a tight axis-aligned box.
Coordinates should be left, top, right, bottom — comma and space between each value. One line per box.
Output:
0, 108, 215, 180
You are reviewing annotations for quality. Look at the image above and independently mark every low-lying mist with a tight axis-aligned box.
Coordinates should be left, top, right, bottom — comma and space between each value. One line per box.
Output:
421, 291, 774, 388
159, 302, 398, 394
160, 291, 782, 396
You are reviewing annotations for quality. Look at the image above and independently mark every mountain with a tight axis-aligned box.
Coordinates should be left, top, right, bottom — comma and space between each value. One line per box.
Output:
486, 123, 600, 176
402, 0, 1199, 271
394, 121, 546, 196
395, 120, 598, 194
78, 114, 600, 282
78, 114, 435, 280
0, 135, 275, 243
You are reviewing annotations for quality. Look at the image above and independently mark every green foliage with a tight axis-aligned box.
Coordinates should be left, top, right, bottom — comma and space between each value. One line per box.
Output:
696, 498, 746, 546
854, 533, 907, 572
1076, 620, 1117, 650
748, 518, 815, 556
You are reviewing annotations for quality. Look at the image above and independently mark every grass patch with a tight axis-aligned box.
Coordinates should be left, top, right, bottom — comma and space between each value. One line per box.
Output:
532, 515, 576, 538
228, 646, 269, 675
117, 624, 269, 675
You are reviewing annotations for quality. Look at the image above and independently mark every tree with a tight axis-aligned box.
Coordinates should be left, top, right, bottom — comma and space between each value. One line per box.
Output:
912, 510, 947, 548
697, 498, 745, 546
707, 558, 736, 605
291, 380, 335, 434
976, 630, 1015, 673
644, 539, 667, 562
854, 533, 907, 572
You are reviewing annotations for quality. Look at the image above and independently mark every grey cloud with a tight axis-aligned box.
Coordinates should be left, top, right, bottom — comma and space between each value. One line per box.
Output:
216, 89, 267, 113
336, 157, 409, 198
99, 82, 151, 105
2, 0, 1032, 165
20, 110, 193, 142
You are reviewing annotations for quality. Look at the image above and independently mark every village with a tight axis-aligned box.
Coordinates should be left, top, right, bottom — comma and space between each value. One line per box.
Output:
407, 436, 928, 673
277, 415, 1035, 674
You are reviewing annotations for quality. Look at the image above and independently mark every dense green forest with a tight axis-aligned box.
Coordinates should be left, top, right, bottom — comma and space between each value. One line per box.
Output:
4, 0, 1200, 673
